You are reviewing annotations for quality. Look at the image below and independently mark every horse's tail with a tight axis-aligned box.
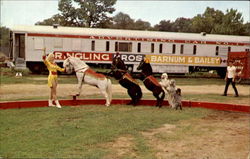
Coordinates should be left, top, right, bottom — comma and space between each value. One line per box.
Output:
107, 78, 112, 103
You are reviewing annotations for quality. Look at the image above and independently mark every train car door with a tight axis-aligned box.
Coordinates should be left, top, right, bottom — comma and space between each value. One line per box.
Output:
14, 33, 26, 67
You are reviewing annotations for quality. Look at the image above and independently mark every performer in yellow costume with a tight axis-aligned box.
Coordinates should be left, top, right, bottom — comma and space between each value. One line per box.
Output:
43, 48, 65, 108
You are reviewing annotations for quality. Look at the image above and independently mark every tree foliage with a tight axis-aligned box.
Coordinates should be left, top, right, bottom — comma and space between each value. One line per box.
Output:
152, 7, 249, 36
111, 12, 152, 30
0, 27, 10, 47
154, 20, 173, 31
36, 4, 249, 36
243, 22, 250, 35
172, 18, 192, 32
36, 0, 116, 27
133, 19, 151, 30
153, 18, 192, 33
191, 7, 224, 33
112, 12, 135, 29
190, 7, 247, 35
212, 9, 246, 35
36, 14, 65, 26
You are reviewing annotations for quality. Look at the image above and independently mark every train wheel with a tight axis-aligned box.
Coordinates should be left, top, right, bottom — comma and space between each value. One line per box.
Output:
27, 63, 44, 74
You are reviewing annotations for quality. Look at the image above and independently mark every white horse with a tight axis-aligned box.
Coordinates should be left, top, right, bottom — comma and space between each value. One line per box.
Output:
63, 57, 112, 106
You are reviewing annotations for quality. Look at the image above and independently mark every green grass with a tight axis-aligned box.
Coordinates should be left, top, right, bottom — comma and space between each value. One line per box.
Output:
0, 105, 212, 158
182, 93, 249, 104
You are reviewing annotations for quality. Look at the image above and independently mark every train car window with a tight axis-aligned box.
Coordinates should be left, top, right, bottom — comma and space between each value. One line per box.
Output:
34, 38, 44, 50
137, 43, 141, 53
193, 45, 197, 55
159, 44, 163, 53
228, 47, 231, 53
91, 40, 95, 51
115, 42, 118, 51
215, 46, 219, 56
180, 44, 184, 54
106, 41, 110, 51
172, 44, 176, 54
72, 39, 81, 51
151, 43, 154, 53
115, 42, 132, 52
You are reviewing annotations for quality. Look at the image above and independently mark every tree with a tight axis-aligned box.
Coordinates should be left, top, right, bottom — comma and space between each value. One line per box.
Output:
36, 14, 65, 26
172, 17, 192, 32
0, 27, 10, 47
212, 9, 246, 35
189, 7, 247, 35
0, 26, 10, 56
36, 0, 116, 27
243, 22, 250, 36
58, 0, 80, 26
74, 0, 116, 27
191, 7, 224, 33
154, 20, 174, 31
133, 19, 152, 30
112, 12, 135, 29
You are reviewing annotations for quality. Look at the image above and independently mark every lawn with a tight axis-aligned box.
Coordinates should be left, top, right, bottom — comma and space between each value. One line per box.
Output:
0, 105, 212, 158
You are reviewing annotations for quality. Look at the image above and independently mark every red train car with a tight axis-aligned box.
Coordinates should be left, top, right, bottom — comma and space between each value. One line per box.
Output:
228, 51, 250, 81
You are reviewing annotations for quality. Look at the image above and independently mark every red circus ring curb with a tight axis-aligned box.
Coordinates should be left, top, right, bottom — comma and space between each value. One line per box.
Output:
0, 99, 249, 113
0, 99, 250, 113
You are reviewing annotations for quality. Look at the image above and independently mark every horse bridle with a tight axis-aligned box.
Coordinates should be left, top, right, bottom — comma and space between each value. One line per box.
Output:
67, 58, 88, 73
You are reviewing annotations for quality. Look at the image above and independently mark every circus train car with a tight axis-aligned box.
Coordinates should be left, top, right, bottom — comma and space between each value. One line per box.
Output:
9, 25, 250, 77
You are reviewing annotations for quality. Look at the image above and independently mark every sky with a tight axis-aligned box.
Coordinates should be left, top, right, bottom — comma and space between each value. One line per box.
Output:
1, 0, 249, 28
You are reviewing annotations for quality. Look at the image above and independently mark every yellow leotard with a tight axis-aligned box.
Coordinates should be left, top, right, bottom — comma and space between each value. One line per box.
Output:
43, 56, 65, 87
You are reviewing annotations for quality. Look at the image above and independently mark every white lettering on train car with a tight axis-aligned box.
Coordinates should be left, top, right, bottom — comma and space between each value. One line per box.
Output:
54, 51, 112, 61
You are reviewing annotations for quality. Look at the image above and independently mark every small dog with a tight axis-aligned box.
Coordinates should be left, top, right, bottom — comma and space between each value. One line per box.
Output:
173, 88, 182, 110
159, 73, 170, 92
166, 79, 182, 110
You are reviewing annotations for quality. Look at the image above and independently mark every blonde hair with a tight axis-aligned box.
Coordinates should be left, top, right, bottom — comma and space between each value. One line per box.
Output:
47, 53, 55, 62
144, 57, 150, 63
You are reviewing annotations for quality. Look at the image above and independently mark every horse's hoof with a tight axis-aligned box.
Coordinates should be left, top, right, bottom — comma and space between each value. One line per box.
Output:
105, 104, 110, 107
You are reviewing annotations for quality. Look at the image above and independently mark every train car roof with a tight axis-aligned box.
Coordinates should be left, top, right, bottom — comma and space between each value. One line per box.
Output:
11, 25, 250, 43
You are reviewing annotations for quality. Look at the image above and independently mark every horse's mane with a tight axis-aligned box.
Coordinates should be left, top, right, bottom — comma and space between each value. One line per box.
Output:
68, 56, 82, 63
142, 62, 153, 76
63, 56, 89, 73
113, 56, 127, 70
67, 57, 87, 65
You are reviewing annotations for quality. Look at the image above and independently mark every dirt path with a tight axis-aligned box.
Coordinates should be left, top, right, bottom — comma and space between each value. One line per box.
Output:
142, 112, 250, 159
179, 85, 249, 95
103, 112, 249, 159
1, 84, 249, 104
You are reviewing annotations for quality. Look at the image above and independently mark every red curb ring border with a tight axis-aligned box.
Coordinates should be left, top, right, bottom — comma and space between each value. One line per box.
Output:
0, 99, 249, 113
